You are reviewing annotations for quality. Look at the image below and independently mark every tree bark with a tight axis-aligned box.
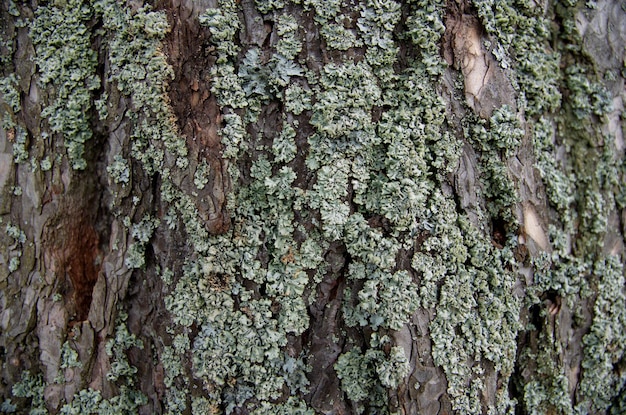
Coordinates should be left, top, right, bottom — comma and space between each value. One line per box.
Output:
1, 0, 625, 414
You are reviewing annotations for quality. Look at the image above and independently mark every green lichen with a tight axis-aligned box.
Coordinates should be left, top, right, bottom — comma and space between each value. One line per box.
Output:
31, 0, 100, 170
344, 269, 419, 331
473, 0, 562, 115
405, 0, 446, 75
520, 324, 573, 415
466, 106, 522, 221
0, 399, 16, 413
0, 74, 20, 114
271, 120, 297, 163
255, 0, 285, 15
303, 0, 362, 51
428, 216, 521, 414
198, 0, 241, 62
250, 397, 315, 415
334, 348, 379, 403
565, 64, 612, 121
357, 0, 401, 68
89, 0, 624, 413
11, 371, 47, 415
59, 341, 82, 371
576, 256, 626, 413
211, 63, 247, 109
124, 215, 159, 269
284, 84, 312, 115
533, 117, 576, 227
106, 154, 131, 185
59, 386, 147, 415
220, 112, 246, 159
320, 23, 363, 51
276, 14, 302, 59
11, 125, 29, 164
193, 160, 211, 190
53, 312, 147, 414
335, 336, 409, 412
239, 48, 304, 101
5, 221, 25, 273
98, 0, 187, 174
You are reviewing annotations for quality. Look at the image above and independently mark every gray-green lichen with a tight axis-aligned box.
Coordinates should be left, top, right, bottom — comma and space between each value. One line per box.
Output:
97, 0, 187, 175
474, 1, 626, 414
5, 221, 25, 273
10, 371, 46, 414
187, 0, 528, 412
31, 0, 100, 170
5, 0, 624, 413
576, 256, 626, 413
0, 74, 20, 115
58, 312, 147, 414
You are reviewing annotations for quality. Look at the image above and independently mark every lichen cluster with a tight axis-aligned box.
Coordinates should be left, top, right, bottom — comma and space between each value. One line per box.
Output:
31, 0, 100, 170
473, 1, 626, 413
166, 0, 525, 412
1, 0, 624, 413
5, 314, 146, 414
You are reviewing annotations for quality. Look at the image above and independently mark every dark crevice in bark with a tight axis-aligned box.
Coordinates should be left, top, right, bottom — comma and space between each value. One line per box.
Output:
126, 244, 168, 415
159, 0, 231, 235
307, 242, 352, 414
43, 130, 110, 326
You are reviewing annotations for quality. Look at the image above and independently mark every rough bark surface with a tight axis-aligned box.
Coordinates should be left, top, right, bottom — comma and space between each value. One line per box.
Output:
0, 0, 625, 414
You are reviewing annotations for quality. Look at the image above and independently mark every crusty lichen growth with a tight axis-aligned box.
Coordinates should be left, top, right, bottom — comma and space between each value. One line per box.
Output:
158, 0, 547, 412
9, 314, 147, 415
169, 0, 532, 412
59, 312, 147, 414
6, 0, 623, 412
475, 1, 626, 413
97, 0, 187, 175
31, 0, 100, 170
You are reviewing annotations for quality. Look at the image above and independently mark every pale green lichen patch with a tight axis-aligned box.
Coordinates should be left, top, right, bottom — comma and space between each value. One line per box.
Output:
405, 0, 446, 75
5, 221, 25, 273
17, 0, 615, 412
57, 312, 147, 414
565, 64, 612, 121
476, 1, 626, 413
10, 371, 46, 414
303, 0, 362, 51
106, 154, 131, 185
97, 0, 187, 174
0, 74, 20, 115
238, 48, 304, 101
124, 215, 159, 269
276, 14, 302, 59
343, 268, 419, 331
199, 1, 240, 62
532, 117, 576, 227
429, 217, 521, 414
357, 0, 401, 69
31, 0, 100, 170
9, 126, 28, 165
576, 256, 626, 413
472, 0, 562, 116
465, 106, 523, 221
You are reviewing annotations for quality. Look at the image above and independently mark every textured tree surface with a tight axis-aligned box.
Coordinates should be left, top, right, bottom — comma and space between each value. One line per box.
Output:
1, 0, 625, 414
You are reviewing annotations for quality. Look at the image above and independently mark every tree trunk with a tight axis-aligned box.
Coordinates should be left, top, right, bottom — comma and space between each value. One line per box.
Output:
1, 0, 625, 414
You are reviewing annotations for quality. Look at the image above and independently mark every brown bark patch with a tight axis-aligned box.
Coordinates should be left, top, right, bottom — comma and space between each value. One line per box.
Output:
66, 223, 100, 322
159, 0, 231, 235
443, 0, 516, 118
45, 212, 101, 323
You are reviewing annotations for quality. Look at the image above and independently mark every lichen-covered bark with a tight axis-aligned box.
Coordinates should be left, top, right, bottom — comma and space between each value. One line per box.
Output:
0, 0, 625, 414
